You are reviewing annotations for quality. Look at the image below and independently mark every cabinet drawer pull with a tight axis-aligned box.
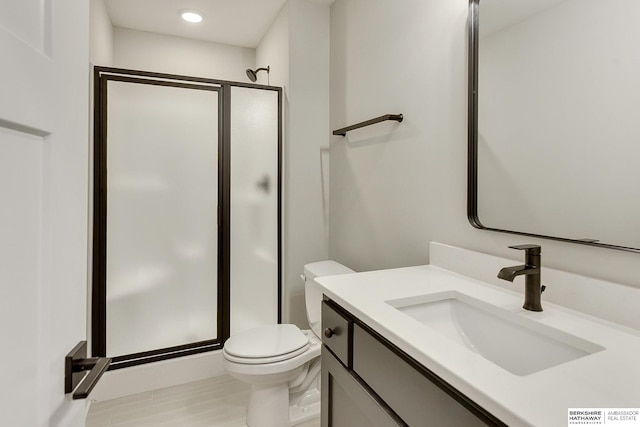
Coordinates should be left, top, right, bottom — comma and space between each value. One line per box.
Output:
324, 328, 335, 338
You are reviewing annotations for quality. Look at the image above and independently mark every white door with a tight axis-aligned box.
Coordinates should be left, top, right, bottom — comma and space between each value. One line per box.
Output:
0, 1, 90, 426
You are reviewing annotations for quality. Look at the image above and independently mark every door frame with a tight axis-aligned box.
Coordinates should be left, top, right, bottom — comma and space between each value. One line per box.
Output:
91, 66, 283, 369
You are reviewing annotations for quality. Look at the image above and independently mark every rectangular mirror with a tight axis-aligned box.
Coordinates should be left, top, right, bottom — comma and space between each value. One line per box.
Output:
468, 0, 640, 253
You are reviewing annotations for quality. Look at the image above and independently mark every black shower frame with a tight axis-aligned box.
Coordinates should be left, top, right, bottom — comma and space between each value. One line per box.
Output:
92, 66, 284, 369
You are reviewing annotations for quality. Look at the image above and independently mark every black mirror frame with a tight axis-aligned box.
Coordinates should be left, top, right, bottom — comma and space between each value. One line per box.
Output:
466, 0, 640, 254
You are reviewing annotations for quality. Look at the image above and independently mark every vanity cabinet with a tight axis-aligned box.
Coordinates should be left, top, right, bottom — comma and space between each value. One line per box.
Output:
321, 299, 506, 427
321, 350, 405, 427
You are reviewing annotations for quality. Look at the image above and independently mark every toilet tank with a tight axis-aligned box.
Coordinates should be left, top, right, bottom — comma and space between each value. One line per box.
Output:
303, 261, 354, 338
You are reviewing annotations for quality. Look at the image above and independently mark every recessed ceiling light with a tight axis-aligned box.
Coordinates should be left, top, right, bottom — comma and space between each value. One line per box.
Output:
180, 10, 203, 23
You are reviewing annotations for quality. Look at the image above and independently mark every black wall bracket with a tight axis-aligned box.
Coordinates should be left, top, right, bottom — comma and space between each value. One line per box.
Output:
65, 341, 111, 400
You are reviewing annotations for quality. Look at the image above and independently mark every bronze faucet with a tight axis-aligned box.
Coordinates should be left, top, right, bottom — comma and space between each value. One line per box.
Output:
498, 244, 544, 311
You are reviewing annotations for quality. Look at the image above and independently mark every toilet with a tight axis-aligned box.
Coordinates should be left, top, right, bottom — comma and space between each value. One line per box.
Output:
222, 260, 354, 427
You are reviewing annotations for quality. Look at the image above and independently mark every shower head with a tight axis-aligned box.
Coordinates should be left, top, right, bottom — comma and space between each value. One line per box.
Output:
246, 66, 270, 82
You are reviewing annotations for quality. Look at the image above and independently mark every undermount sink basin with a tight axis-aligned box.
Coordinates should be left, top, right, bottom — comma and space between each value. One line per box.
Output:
386, 291, 604, 376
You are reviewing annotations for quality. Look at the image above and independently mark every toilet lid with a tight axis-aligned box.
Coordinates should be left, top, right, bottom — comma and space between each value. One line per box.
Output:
224, 324, 310, 359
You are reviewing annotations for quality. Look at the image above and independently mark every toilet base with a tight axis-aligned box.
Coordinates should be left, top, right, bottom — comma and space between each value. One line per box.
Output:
289, 387, 321, 426
245, 382, 321, 427
247, 383, 289, 427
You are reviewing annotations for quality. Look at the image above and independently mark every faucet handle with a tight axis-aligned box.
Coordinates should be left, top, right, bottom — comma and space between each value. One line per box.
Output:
508, 244, 541, 255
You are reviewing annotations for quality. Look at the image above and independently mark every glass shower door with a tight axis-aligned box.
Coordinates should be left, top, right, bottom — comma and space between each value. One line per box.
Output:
92, 67, 283, 368
230, 86, 280, 335
103, 78, 221, 358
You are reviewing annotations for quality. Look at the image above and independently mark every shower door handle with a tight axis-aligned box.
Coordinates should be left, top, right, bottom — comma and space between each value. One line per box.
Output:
65, 341, 111, 399
256, 174, 270, 193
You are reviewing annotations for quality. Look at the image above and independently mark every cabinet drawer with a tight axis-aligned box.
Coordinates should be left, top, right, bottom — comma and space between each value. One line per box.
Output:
353, 324, 491, 426
321, 300, 351, 367
322, 350, 406, 427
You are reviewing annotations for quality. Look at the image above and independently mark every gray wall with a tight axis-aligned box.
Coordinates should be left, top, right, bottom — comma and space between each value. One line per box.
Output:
112, 27, 254, 80
257, 0, 331, 327
329, 0, 640, 289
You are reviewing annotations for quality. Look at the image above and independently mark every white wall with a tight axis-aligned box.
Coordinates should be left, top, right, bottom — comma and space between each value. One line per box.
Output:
112, 27, 254, 80
287, 0, 331, 327
257, 0, 332, 327
329, 0, 640, 292
90, 0, 113, 66
256, 3, 290, 88
89, 0, 113, 351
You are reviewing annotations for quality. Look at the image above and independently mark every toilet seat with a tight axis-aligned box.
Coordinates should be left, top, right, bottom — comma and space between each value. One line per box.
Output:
224, 343, 310, 364
224, 324, 310, 365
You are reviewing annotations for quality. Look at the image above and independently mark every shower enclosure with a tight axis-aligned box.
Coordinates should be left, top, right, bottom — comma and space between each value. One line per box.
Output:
92, 67, 282, 369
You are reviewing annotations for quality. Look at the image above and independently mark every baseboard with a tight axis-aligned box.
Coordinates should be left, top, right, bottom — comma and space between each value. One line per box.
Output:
89, 350, 226, 402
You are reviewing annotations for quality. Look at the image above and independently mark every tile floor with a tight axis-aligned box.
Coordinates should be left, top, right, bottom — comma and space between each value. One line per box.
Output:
86, 375, 320, 427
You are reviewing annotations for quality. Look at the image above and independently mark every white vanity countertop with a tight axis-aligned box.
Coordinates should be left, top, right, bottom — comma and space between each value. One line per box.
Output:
316, 265, 640, 426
